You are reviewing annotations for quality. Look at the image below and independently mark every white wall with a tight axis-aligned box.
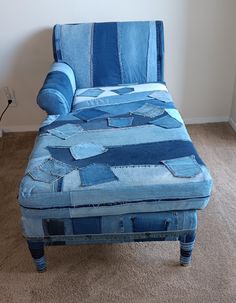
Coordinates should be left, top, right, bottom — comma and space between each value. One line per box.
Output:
0, 0, 236, 131
230, 76, 236, 130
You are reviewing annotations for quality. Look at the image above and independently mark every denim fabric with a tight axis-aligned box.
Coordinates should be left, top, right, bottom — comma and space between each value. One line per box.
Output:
108, 117, 134, 128
149, 114, 182, 129
53, 21, 165, 88
79, 164, 118, 186
48, 123, 84, 139
161, 155, 202, 178
48, 140, 204, 169
28, 158, 74, 183
70, 143, 108, 160
149, 90, 173, 103
118, 22, 150, 84
54, 23, 93, 88
132, 103, 165, 118
73, 108, 108, 121
77, 88, 104, 98
37, 63, 76, 115
93, 22, 122, 86
72, 217, 101, 234
111, 87, 134, 95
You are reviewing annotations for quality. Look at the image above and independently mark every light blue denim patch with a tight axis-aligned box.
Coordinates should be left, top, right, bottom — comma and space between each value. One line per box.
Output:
108, 117, 134, 128
111, 87, 134, 95
47, 123, 84, 139
132, 103, 165, 118
79, 164, 118, 187
161, 155, 201, 178
73, 108, 108, 122
77, 88, 105, 98
149, 91, 173, 103
28, 158, 74, 183
70, 143, 108, 160
149, 114, 182, 129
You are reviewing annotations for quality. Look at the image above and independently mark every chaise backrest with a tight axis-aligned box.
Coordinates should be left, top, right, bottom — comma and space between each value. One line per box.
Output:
53, 21, 164, 89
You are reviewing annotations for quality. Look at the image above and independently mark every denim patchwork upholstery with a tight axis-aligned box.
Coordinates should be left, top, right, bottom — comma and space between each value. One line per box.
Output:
18, 22, 212, 270
37, 62, 76, 114
19, 83, 212, 218
53, 21, 164, 88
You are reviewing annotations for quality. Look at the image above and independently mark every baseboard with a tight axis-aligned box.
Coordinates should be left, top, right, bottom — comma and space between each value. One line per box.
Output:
184, 116, 229, 124
0, 125, 39, 137
229, 118, 236, 132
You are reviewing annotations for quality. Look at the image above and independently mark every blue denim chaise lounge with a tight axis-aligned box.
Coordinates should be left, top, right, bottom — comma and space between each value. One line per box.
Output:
18, 21, 212, 272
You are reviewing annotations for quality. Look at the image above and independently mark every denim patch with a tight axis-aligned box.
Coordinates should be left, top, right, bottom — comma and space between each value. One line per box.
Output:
79, 164, 118, 186
73, 108, 108, 122
111, 87, 134, 95
47, 123, 84, 139
108, 117, 134, 128
149, 91, 173, 103
70, 143, 108, 160
161, 155, 201, 178
77, 88, 104, 98
132, 103, 165, 118
28, 158, 74, 183
149, 114, 182, 129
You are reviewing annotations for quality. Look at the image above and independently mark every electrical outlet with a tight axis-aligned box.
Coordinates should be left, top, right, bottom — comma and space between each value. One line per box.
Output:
3, 87, 17, 107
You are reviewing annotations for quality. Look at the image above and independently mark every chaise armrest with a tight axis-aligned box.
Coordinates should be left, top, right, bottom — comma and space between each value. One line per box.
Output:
37, 62, 76, 115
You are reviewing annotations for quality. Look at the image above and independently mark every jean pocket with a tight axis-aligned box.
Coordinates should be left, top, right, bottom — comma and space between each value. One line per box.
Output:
149, 90, 173, 103
47, 123, 84, 139
161, 155, 201, 178
28, 158, 74, 183
108, 117, 134, 128
149, 113, 182, 129
77, 88, 104, 98
111, 87, 134, 95
131, 103, 165, 118
73, 108, 108, 122
70, 143, 108, 160
79, 164, 118, 186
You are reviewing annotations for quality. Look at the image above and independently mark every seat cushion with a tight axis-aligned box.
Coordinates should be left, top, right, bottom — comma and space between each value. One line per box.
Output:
19, 83, 212, 218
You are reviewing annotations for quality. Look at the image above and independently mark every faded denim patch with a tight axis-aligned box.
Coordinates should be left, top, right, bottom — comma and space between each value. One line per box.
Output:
77, 88, 104, 98
70, 143, 108, 160
73, 108, 108, 122
108, 117, 134, 128
111, 87, 134, 95
47, 123, 84, 139
132, 103, 165, 118
161, 155, 201, 178
79, 164, 118, 186
149, 114, 182, 129
28, 158, 74, 183
149, 90, 173, 103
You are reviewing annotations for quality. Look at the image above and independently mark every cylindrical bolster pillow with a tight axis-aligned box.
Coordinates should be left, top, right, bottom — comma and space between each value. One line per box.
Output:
37, 63, 76, 115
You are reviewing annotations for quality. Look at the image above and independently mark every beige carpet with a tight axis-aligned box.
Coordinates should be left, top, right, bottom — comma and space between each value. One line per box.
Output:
0, 123, 235, 303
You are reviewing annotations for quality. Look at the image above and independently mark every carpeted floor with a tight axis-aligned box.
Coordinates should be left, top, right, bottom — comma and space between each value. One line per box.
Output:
0, 123, 235, 303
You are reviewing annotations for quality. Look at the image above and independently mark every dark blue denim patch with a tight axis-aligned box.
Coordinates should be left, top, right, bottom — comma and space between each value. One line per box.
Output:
161, 155, 202, 178
79, 164, 118, 186
47, 123, 84, 139
73, 108, 108, 122
28, 158, 74, 183
108, 117, 134, 128
149, 90, 173, 103
131, 103, 165, 118
111, 87, 134, 95
48, 140, 204, 169
149, 113, 182, 129
72, 217, 101, 234
77, 88, 105, 98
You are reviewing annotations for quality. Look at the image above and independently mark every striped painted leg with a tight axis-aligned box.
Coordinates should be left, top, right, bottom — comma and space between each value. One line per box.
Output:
27, 241, 47, 272
179, 231, 196, 266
